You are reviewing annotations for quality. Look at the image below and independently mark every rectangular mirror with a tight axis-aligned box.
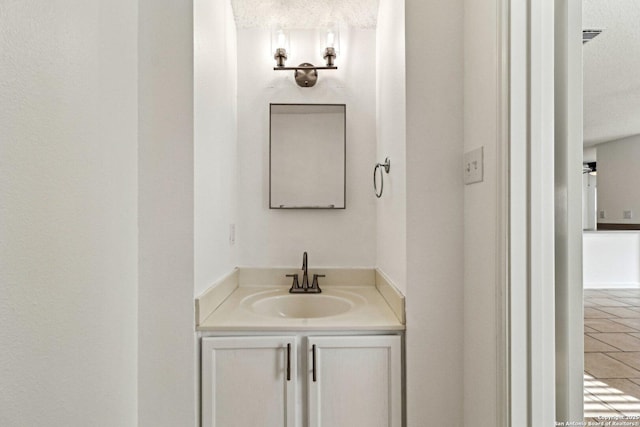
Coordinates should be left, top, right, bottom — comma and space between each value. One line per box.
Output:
270, 103, 346, 209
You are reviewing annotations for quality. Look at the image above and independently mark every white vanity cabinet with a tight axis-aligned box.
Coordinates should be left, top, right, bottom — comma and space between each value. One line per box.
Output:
201, 334, 402, 427
201, 336, 297, 427
307, 335, 402, 427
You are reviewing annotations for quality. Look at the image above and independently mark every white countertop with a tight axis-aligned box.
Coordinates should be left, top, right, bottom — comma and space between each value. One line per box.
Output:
198, 285, 405, 332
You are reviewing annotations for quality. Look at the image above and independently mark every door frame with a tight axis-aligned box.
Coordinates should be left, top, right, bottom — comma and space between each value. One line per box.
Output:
501, 0, 584, 425
554, 0, 584, 422
508, 0, 558, 424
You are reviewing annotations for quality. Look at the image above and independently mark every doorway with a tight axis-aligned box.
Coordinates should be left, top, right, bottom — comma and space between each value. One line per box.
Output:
581, 1, 640, 422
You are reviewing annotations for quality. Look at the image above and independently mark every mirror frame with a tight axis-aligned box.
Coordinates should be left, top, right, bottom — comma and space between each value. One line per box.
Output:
269, 103, 346, 209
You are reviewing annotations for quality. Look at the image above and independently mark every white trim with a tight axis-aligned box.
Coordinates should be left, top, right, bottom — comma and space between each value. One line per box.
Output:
496, 0, 511, 425
585, 283, 640, 290
509, 0, 530, 424
509, 0, 557, 425
528, 0, 557, 424
529, 0, 557, 424
554, 0, 584, 422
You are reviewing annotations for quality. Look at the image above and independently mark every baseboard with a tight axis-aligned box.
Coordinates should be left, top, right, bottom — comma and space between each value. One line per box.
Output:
584, 282, 640, 290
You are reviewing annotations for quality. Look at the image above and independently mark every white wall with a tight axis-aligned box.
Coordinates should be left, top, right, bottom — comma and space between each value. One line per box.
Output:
597, 135, 640, 224
376, 0, 407, 295
236, 28, 377, 268
584, 231, 640, 288
138, 0, 196, 426
0, 2, 138, 426
584, 146, 597, 162
194, 0, 238, 296
463, 0, 499, 424
405, 0, 465, 425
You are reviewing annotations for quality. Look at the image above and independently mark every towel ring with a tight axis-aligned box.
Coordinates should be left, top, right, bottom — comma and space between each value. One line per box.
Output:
373, 157, 391, 198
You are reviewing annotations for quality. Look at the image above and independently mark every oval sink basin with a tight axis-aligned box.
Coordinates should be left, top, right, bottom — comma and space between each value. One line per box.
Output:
247, 294, 354, 319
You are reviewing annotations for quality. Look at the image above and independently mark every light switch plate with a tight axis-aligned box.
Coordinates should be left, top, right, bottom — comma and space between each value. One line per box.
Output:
464, 146, 484, 185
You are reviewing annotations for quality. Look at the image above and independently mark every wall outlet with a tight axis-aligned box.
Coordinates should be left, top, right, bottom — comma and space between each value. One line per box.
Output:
463, 146, 484, 185
599, 210, 606, 219
624, 210, 633, 220
229, 224, 236, 246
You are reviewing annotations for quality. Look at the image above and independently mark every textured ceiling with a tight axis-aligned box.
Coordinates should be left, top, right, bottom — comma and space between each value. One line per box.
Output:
584, 0, 640, 146
230, 0, 379, 29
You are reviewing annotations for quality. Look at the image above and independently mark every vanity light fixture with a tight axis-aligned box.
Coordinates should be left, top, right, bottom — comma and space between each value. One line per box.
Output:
322, 23, 340, 67
272, 26, 290, 68
272, 24, 340, 88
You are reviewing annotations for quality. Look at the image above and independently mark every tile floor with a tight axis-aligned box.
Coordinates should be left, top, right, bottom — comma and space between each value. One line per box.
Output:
584, 289, 640, 424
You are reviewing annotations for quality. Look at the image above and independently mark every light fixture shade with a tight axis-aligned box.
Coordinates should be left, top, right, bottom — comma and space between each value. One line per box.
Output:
271, 26, 290, 56
324, 24, 340, 56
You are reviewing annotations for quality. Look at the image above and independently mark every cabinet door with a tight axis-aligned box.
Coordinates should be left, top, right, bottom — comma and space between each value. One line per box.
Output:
307, 335, 402, 427
202, 336, 297, 427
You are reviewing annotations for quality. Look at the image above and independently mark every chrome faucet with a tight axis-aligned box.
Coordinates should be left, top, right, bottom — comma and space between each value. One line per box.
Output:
288, 251, 324, 293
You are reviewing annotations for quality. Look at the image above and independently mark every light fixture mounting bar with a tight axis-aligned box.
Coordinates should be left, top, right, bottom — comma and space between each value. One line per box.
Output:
274, 62, 338, 87
273, 66, 338, 71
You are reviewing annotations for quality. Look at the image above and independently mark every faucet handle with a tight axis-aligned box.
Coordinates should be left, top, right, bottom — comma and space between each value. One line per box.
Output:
286, 274, 300, 290
311, 274, 325, 292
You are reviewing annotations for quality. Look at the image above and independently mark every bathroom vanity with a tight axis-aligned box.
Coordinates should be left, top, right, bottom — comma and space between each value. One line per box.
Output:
196, 268, 405, 427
